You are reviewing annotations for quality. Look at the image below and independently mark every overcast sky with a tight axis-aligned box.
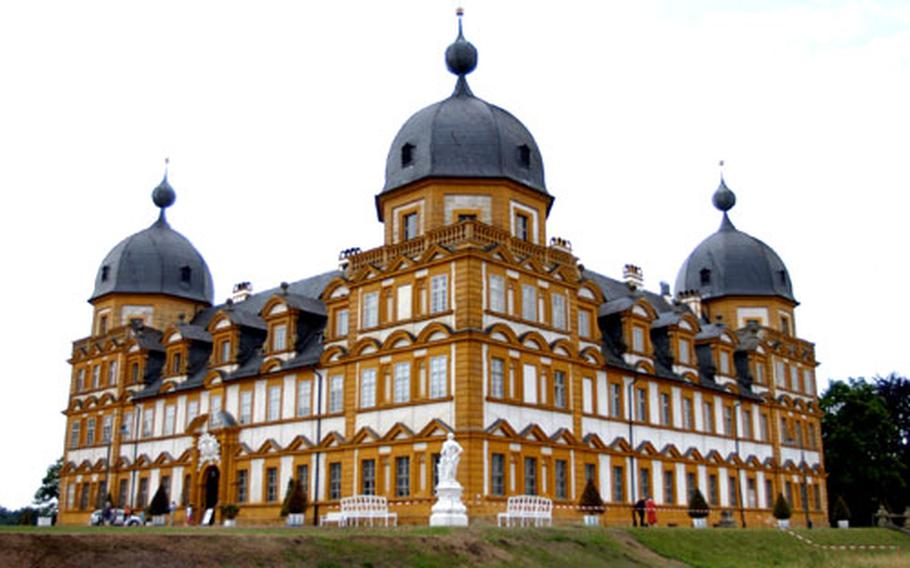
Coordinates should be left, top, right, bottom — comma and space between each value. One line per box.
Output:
0, 1, 907, 509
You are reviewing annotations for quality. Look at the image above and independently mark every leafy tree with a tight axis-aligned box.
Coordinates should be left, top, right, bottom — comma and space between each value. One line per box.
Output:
280, 479, 295, 517
875, 373, 910, 506
832, 495, 851, 522
33, 458, 62, 516
821, 378, 907, 525
149, 484, 170, 516
578, 479, 605, 515
287, 479, 308, 516
688, 489, 709, 519
773, 493, 792, 520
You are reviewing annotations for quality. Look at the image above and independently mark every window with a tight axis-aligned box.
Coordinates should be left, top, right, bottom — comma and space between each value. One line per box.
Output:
393, 363, 410, 403
729, 475, 738, 506
524, 457, 537, 495
780, 418, 791, 443
142, 407, 154, 437
703, 402, 715, 433
523, 364, 538, 404
578, 309, 591, 338
429, 356, 447, 398
271, 324, 287, 352
402, 211, 418, 240
612, 466, 625, 502
361, 459, 376, 495
813, 484, 821, 510
122, 411, 132, 440
99, 315, 108, 335
266, 467, 278, 502
69, 421, 80, 448
395, 457, 410, 497
785, 482, 793, 506
708, 474, 719, 506
457, 213, 477, 222
585, 463, 596, 483
515, 213, 530, 241
700, 268, 711, 285
686, 472, 697, 500
804, 369, 815, 394
86, 418, 96, 445
807, 423, 817, 449
517, 144, 531, 167
747, 478, 757, 508
172, 352, 182, 374
362, 291, 379, 328
610, 383, 622, 418
239, 391, 253, 424
220, 340, 232, 362
430, 275, 448, 313
490, 358, 505, 398
663, 470, 675, 504
683, 397, 694, 429
755, 362, 765, 384
329, 376, 343, 413
186, 400, 199, 426
551, 293, 566, 329
775, 361, 786, 387
555, 460, 568, 499
640, 468, 651, 499
765, 479, 774, 508
719, 351, 730, 374
780, 315, 791, 336
723, 406, 734, 436
659, 393, 671, 426
180, 265, 192, 284
790, 366, 800, 391
130, 363, 139, 384
101, 265, 110, 281
678, 338, 690, 364
582, 377, 593, 413
335, 309, 349, 337
636, 387, 647, 422
329, 463, 342, 500
360, 368, 376, 408
491, 454, 505, 496
237, 470, 248, 503
489, 275, 505, 312
740, 409, 752, 439
521, 284, 537, 321
401, 143, 414, 167
137, 478, 149, 508
92, 365, 100, 388
268, 385, 281, 421
297, 380, 312, 417
76, 368, 85, 391
107, 361, 118, 385
760, 413, 769, 441
295, 465, 309, 495
553, 371, 567, 408
632, 327, 645, 353
118, 479, 128, 508
163, 405, 176, 435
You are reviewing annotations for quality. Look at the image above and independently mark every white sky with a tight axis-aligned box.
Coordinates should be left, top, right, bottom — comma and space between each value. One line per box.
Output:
0, 1, 907, 509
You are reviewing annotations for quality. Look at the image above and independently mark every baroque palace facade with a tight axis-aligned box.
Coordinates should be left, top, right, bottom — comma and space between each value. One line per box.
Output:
59, 18, 827, 527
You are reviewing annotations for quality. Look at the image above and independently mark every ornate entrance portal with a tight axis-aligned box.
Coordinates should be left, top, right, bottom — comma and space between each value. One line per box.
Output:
202, 466, 220, 524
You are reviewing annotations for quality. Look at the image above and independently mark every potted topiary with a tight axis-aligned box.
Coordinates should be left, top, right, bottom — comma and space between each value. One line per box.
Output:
832, 496, 851, 529
221, 504, 239, 527
773, 493, 792, 528
280, 479, 295, 518
578, 478, 605, 526
286, 480, 308, 527
148, 485, 170, 526
688, 489, 709, 528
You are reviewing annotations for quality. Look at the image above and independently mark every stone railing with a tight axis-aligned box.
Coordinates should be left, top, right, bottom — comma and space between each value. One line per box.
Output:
344, 220, 576, 273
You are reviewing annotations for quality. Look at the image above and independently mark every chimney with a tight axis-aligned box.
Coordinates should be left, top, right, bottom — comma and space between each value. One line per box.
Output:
660, 281, 672, 303
678, 290, 703, 320
232, 281, 253, 303
623, 264, 644, 290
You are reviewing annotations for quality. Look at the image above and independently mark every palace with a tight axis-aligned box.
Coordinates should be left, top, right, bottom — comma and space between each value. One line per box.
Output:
58, 16, 827, 527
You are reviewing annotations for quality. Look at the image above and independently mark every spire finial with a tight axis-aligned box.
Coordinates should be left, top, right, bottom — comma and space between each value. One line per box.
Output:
152, 158, 176, 221
446, 6, 478, 91
712, 160, 737, 230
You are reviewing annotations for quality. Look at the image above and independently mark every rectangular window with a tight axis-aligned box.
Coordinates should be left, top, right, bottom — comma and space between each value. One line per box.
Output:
429, 356, 447, 398
612, 466, 625, 502
578, 309, 591, 338
131, 363, 140, 384
86, 418, 96, 445
239, 390, 253, 424
92, 365, 101, 388
142, 407, 154, 437
813, 484, 821, 510
329, 376, 343, 413
65, 482, 75, 510
491, 453, 505, 496
747, 478, 758, 508
723, 406, 734, 436
683, 397, 693, 429
220, 339, 232, 362
296, 464, 309, 494
686, 472, 697, 500
703, 402, 715, 433
211, 393, 223, 413
395, 457, 410, 497
161, 405, 174, 436
329, 463, 342, 500
632, 327, 645, 353
489, 274, 505, 312
490, 357, 505, 398
237, 470, 248, 503
729, 475, 738, 506
394, 363, 410, 403
775, 360, 786, 387
659, 393, 671, 426
335, 309, 349, 337
403, 212, 418, 240
70, 421, 81, 448
186, 400, 198, 427
755, 362, 765, 384
77, 369, 86, 391
272, 324, 287, 351
804, 369, 815, 394
521, 284, 537, 321
515, 213, 529, 241
708, 474, 719, 506
640, 468, 651, 499
396, 285, 412, 320
266, 467, 278, 502
585, 463, 596, 483
360, 368, 377, 408
551, 293, 566, 329
554, 371, 567, 408
785, 482, 793, 506
555, 460, 568, 500
118, 479, 128, 508
137, 478, 149, 508
807, 423, 817, 449
781, 418, 791, 443
522, 364, 538, 404
430, 275, 448, 313
362, 459, 376, 495
610, 383, 623, 418
122, 411, 132, 440
760, 413, 769, 441
297, 380, 312, 417
268, 385, 281, 421
362, 292, 379, 328
102, 415, 112, 443
743, 410, 753, 439
524, 457, 537, 495
678, 338, 690, 364
171, 352, 182, 375
663, 470, 675, 504
636, 387, 647, 422
108, 361, 118, 385
765, 479, 774, 508
719, 351, 730, 374
790, 366, 800, 391
582, 377, 593, 414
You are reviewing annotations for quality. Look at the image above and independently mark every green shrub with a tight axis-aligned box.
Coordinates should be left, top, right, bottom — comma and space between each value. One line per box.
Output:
288, 480, 308, 515
773, 493, 792, 520
149, 484, 170, 516
688, 489, 709, 519
220, 504, 239, 520
578, 479, 605, 515
280, 479, 295, 517
832, 495, 850, 521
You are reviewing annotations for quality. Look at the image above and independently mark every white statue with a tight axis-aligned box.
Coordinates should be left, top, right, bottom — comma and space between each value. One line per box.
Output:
437, 432, 463, 486
197, 432, 221, 470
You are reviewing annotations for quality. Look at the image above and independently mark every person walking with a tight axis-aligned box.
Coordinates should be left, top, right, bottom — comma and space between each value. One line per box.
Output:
634, 499, 646, 527
645, 497, 657, 527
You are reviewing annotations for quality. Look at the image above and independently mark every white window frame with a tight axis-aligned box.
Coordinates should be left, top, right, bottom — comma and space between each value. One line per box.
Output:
362, 292, 379, 329
239, 391, 253, 424
297, 380, 312, 417
393, 363, 410, 404
489, 274, 505, 312
268, 385, 282, 421
360, 368, 377, 408
521, 284, 537, 321
335, 309, 349, 337
329, 376, 344, 413
429, 356, 447, 399
272, 324, 287, 351
551, 293, 566, 330
430, 274, 448, 313
491, 357, 505, 398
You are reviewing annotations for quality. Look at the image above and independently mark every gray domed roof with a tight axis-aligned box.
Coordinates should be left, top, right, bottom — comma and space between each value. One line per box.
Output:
90, 175, 214, 304
675, 179, 795, 303
380, 15, 547, 200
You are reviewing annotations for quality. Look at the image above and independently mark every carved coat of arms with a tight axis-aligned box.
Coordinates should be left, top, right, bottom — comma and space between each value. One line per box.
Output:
197, 432, 221, 470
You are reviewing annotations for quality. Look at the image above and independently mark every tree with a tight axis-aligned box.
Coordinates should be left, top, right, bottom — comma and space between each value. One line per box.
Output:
280, 479, 295, 517
875, 373, 910, 509
149, 484, 170, 517
773, 493, 792, 520
821, 378, 908, 525
688, 489, 709, 519
578, 479, 605, 516
33, 458, 62, 517
287, 479, 308, 516
832, 495, 851, 522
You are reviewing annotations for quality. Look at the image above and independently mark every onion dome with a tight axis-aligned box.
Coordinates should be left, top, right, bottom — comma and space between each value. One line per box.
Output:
90, 170, 214, 304
675, 176, 795, 302
380, 10, 547, 201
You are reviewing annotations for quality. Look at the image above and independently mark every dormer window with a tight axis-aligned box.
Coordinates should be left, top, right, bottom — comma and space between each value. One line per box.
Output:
517, 144, 531, 168
180, 266, 192, 285
778, 270, 788, 285
401, 143, 414, 167
700, 268, 711, 285
219, 339, 232, 363
515, 213, 529, 241
402, 212, 418, 240
172, 352, 182, 374
272, 324, 287, 351
101, 265, 110, 282
131, 362, 140, 383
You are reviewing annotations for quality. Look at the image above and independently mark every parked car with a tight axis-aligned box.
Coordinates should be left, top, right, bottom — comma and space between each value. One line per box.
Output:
89, 508, 143, 526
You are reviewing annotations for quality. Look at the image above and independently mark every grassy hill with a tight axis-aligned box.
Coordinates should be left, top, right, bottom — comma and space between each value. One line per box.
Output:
0, 525, 907, 567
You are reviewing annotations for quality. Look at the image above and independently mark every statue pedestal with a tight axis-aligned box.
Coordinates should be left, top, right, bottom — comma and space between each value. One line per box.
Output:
429, 481, 468, 527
